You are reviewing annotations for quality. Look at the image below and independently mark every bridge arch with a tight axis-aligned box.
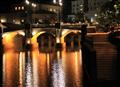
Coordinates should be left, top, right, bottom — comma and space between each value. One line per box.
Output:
37, 32, 56, 52
64, 31, 81, 51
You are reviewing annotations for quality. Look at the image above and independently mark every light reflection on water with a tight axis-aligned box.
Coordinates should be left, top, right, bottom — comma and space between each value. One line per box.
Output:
25, 51, 33, 87
52, 59, 65, 87
3, 49, 83, 87
25, 62, 33, 87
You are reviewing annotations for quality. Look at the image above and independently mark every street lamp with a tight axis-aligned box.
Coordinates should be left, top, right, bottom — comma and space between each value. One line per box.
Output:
53, 0, 63, 50
53, 0, 63, 24
24, 0, 37, 50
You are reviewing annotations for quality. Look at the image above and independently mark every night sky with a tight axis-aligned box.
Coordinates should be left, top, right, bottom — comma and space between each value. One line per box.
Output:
0, 0, 52, 12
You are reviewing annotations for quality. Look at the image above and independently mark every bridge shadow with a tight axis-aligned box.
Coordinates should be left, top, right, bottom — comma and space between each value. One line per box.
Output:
64, 32, 81, 52
37, 32, 56, 53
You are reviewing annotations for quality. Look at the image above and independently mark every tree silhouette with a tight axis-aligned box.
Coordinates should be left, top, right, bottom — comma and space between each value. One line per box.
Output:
98, 0, 120, 27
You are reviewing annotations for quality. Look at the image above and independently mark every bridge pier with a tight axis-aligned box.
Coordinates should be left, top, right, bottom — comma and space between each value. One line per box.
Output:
55, 23, 63, 51
24, 23, 32, 51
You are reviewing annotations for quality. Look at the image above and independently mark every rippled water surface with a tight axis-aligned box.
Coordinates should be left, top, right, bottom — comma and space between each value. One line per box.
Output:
3, 49, 83, 87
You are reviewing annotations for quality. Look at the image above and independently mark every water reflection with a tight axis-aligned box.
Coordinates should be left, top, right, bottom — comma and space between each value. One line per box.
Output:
3, 50, 20, 87
25, 51, 33, 87
51, 51, 65, 87
3, 49, 83, 87
18, 52, 25, 87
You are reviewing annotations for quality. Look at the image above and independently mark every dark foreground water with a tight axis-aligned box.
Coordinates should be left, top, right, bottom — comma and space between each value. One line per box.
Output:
2, 49, 83, 87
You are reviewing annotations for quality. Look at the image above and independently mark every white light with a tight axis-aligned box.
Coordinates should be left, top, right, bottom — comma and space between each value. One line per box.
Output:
15, 7, 17, 10
0, 18, 7, 23
2, 33, 7, 38
18, 7, 21, 10
59, 0, 62, 6
25, 0, 30, 5
50, 8, 52, 11
80, 9, 83, 11
80, 5, 83, 7
22, 6, 24, 10
95, 22, 99, 24
32, 31, 37, 36
91, 18, 94, 23
21, 19, 24, 23
32, 3, 37, 8
59, 2, 63, 6
19, 31, 25, 36
94, 14, 97, 17
52, 59, 65, 87
27, 39, 31, 44
56, 37, 60, 43
53, 0, 56, 4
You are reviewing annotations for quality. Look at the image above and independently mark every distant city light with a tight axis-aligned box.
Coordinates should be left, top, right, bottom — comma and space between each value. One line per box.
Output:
94, 14, 97, 17
27, 39, 31, 44
59, 0, 63, 6
32, 31, 37, 36
91, 18, 94, 23
53, 0, 56, 4
0, 18, 7, 23
56, 37, 60, 43
25, 0, 30, 5
19, 31, 25, 36
32, 3, 37, 8
22, 6, 25, 10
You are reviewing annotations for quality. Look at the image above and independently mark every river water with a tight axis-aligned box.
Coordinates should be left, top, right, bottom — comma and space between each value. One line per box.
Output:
2, 31, 83, 87
2, 49, 83, 87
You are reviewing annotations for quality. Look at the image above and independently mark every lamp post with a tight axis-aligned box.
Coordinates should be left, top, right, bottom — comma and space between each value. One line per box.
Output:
53, 0, 63, 51
24, 0, 37, 50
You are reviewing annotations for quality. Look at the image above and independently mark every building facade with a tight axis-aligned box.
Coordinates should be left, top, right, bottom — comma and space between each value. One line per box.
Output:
71, 0, 84, 14
86, 0, 109, 19
71, 0, 110, 23
0, 2, 60, 25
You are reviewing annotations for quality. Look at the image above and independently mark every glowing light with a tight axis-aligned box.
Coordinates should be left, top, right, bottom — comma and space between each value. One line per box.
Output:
57, 51, 61, 59
56, 37, 60, 43
59, 0, 62, 6
32, 31, 37, 36
22, 6, 24, 10
25, 62, 33, 87
27, 39, 31, 44
52, 59, 65, 87
0, 18, 6, 23
19, 52, 24, 85
53, 0, 56, 4
19, 31, 25, 36
2, 33, 8, 38
32, 3, 37, 8
25, 51, 33, 87
79, 49, 82, 65
15, 7, 17, 10
25, 0, 30, 5
91, 17, 94, 23
94, 14, 97, 17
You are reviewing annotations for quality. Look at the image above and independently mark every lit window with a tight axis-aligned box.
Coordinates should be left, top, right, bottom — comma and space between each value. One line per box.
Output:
50, 8, 52, 11
22, 6, 24, 10
80, 5, 83, 7
15, 7, 17, 10
54, 9, 56, 12
13, 19, 15, 23
91, 18, 94, 23
80, 9, 83, 11
21, 19, 24, 23
18, 7, 21, 10
0, 18, 7, 23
